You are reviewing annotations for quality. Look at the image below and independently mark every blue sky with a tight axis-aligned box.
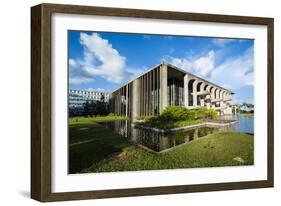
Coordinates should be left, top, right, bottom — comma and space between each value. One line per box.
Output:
68, 31, 254, 104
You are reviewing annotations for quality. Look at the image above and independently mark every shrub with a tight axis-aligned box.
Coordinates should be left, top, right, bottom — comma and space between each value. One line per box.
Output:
144, 106, 217, 123
191, 107, 217, 120
160, 106, 193, 121
107, 113, 116, 116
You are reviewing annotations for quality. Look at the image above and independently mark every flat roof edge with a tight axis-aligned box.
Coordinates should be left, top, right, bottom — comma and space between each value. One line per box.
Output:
111, 62, 234, 94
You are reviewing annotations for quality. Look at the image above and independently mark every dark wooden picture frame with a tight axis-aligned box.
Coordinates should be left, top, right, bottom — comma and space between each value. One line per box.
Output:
31, 3, 274, 202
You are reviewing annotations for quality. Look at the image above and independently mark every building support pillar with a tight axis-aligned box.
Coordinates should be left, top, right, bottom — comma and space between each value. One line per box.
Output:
193, 80, 198, 107
184, 74, 189, 108
206, 100, 211, 109
132, 79, 140, 121
200, 98, 204, 106
160, 63, 168, 112
125, 84, 128, 117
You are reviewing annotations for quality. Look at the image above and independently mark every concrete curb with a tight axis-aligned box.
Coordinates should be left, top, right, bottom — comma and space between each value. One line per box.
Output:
133, 120, 237, 133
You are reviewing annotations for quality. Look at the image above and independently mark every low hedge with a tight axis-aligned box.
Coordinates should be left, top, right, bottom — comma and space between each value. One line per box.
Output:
142, 106, 217, 124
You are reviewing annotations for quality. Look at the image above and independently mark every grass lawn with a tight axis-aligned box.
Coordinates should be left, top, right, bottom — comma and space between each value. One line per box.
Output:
69, 117, 254, 173
69, 116, 128, 173
70, 115, 127, 124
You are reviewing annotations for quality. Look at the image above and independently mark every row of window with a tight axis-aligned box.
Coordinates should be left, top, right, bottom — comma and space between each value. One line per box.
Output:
69, 89, 110, 96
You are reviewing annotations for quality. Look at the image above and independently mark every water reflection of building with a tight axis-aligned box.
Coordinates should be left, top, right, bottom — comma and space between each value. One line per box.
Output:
110, 62, 234, 121
101, 120, 234, 153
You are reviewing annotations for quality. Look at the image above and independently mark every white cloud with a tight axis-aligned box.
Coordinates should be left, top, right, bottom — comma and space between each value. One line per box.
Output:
69, 77, 94, 84
168, 57, 193, 72
68, 59, 95, 84
79, 33, 126, 83
193, 50, 214, 77
69, 59, 78, 68
164, 46, 254, 91
125, 67, 144, 80
164, 50, 215, 78
209, 46, 254, 90
69, 33, 145, 85
87, 88, 109, 92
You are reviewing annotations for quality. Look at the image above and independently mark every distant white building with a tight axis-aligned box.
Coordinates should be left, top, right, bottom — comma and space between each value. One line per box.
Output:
69, 89, 111, 113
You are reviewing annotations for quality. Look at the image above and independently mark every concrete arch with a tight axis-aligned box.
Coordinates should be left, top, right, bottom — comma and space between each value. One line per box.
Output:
219, 90, 223, 99
205, 85, 212, 103
215, 88, 220, 100
204, 84, 208, 91
188, 79, 196, 92
200, 82, 206, 92
206, 85, 211, 92
210, 86, 216, 99
222, 91, 227, 100
197, 82, 203, 92
188, 79, 196, 106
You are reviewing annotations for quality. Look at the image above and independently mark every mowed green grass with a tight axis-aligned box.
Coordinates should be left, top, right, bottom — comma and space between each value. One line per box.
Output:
69, 117, 130, 173
69, 115, 127, 124
69, 117, 254, 173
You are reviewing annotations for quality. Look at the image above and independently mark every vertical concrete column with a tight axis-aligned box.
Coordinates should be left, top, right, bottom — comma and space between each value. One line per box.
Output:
218, 89, 222, 110
221, 91, 225, 113
192, 80, 198, 106
206, 101, 211, 109
200, 83, 205, 107
205, 85, 211, 109
216, 89, 220, 101
125, 84, 129, 117
183, 74, 189, 108
210, 87, 216, 108
211, 87, 216, 100
219, 90, 223, 100
223, 91, 226, 101
143, 74, 146, 116
148, 71, 152, 115
132, 79, 140, 121
200, 98, 204, 106
152, 70, 155, 114
148, 73, 150, 114
160, 63, 168, 112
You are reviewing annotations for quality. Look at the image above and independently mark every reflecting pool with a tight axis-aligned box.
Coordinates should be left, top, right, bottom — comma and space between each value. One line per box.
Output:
219, 114, 254, 134
100, 120, 233, 152
99, 114, 253, 153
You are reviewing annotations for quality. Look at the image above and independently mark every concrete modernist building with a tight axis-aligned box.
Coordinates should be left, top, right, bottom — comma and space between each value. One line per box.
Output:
111, 62, 234, 121
69, 89, 111, 113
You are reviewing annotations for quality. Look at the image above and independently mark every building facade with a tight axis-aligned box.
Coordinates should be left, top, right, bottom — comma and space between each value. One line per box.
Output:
69, 89, 111, 114
110, 62, 234, 121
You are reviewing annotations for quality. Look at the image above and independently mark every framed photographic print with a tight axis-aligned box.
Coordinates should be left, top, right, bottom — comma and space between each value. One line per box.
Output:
31, 3, 274, 202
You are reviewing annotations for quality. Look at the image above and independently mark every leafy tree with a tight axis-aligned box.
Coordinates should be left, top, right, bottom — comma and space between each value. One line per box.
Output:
82, 97, 110, 117
82, 100, 90, 116
82, 100, 96, 117
239, 102, 254, 113
100, 93, 105, 102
